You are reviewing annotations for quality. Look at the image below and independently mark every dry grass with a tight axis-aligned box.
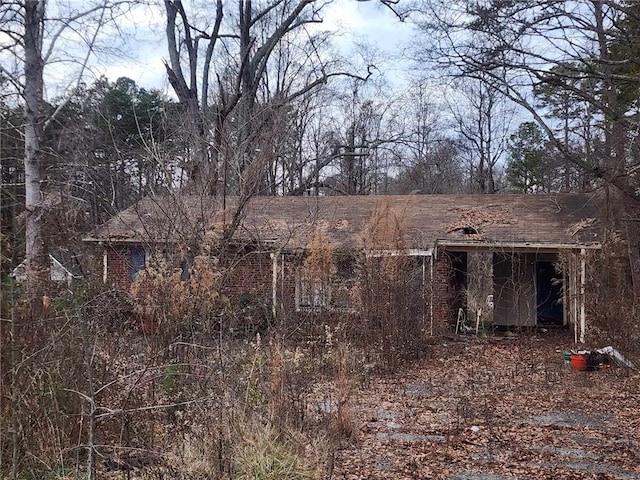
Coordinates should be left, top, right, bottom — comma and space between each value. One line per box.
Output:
232, 419, 325, 480
5, 312, 639, 480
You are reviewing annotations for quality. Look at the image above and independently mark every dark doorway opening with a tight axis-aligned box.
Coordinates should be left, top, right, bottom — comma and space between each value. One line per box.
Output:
536, 261, 564, 325
448, 252, 467, 326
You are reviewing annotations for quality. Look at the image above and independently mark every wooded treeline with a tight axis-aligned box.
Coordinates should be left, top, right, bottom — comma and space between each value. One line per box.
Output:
2, 1, 638, 281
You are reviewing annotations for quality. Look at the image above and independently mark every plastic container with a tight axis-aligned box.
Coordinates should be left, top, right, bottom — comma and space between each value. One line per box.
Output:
570, 353, 588, 371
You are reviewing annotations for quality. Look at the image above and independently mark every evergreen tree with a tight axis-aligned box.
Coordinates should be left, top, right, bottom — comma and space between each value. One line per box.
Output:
506, 122, 552, 193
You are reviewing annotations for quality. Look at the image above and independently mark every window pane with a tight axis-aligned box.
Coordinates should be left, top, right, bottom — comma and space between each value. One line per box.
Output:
129, 247, 146, 281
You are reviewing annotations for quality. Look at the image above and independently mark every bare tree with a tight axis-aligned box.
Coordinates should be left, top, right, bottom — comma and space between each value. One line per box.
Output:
413, 0, 640, 197
22, 1, 48, 299
449, 77, 515, 193
316, 78, 400, 195
0, 0, 131, 301
278, 86, 346, 195
162, 1, 376, 234
389, 83, 465, 194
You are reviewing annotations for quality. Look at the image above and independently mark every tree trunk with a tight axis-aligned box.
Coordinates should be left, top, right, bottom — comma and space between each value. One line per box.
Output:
593, 1, 627, 185
23, 0, 49, 304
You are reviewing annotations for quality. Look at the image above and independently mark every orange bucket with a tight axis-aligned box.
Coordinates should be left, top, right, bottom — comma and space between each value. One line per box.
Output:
570, 353, 588, 371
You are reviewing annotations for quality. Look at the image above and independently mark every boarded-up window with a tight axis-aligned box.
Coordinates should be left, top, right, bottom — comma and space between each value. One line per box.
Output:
296, 269, 330, 309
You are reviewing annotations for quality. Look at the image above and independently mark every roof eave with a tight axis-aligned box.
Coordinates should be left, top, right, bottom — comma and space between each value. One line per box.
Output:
436, 239, 602, 250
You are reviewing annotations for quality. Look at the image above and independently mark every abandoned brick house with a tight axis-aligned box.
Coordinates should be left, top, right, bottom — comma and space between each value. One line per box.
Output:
85, 193, 601, 340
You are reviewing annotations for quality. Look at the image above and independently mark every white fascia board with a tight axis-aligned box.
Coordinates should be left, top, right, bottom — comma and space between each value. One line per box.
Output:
435, 240, 601, 251
367, 248, 433, 257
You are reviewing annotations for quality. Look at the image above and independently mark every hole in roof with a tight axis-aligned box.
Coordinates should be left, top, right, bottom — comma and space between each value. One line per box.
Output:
455, 226, 479, 235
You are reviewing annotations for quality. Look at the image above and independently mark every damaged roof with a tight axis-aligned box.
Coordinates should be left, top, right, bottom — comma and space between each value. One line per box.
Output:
85, 193, 602, 251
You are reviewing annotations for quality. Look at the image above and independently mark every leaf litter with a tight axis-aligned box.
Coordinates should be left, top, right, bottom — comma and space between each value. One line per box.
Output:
329, 334, 640, 479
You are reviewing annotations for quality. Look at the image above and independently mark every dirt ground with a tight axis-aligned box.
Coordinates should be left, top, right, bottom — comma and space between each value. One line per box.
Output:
330, 333, 640, 480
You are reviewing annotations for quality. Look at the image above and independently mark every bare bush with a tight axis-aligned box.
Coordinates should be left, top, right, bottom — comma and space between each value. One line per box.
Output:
583, 231, 639, 360
130, 248, 226, 335
356, 200, 428, 368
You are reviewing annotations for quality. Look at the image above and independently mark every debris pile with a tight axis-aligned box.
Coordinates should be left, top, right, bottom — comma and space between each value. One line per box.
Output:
565, 346, 635, 371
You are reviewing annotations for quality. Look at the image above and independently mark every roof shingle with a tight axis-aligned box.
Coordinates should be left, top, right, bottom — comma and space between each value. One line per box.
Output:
85, 193, 601, 251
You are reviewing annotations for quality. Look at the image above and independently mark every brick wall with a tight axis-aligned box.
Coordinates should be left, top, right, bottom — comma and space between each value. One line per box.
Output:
104, 243, 276, 298
219, 250, 273, 302
279, 253, 298, 314
432, 249, 452, 334
105, 245, 131, 290
103, 243, 455, 336
219, 250, 336, 332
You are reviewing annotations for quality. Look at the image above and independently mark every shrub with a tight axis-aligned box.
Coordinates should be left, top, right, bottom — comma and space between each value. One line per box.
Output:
131, 250, 225, 335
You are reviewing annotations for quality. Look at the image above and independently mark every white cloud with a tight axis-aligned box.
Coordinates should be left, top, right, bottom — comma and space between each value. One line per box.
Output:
320, 1, 415, 88
88, 4, 170, 91
323, 1, 413, 49
51, 1, 415, 94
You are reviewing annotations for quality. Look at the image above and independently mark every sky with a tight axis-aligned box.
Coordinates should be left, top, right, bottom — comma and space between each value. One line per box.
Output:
88, 3, 169, 92
90, 1, 416, 96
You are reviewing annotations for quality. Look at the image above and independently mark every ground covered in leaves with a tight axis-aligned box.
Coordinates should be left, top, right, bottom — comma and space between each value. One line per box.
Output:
330, 334, 640, 479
